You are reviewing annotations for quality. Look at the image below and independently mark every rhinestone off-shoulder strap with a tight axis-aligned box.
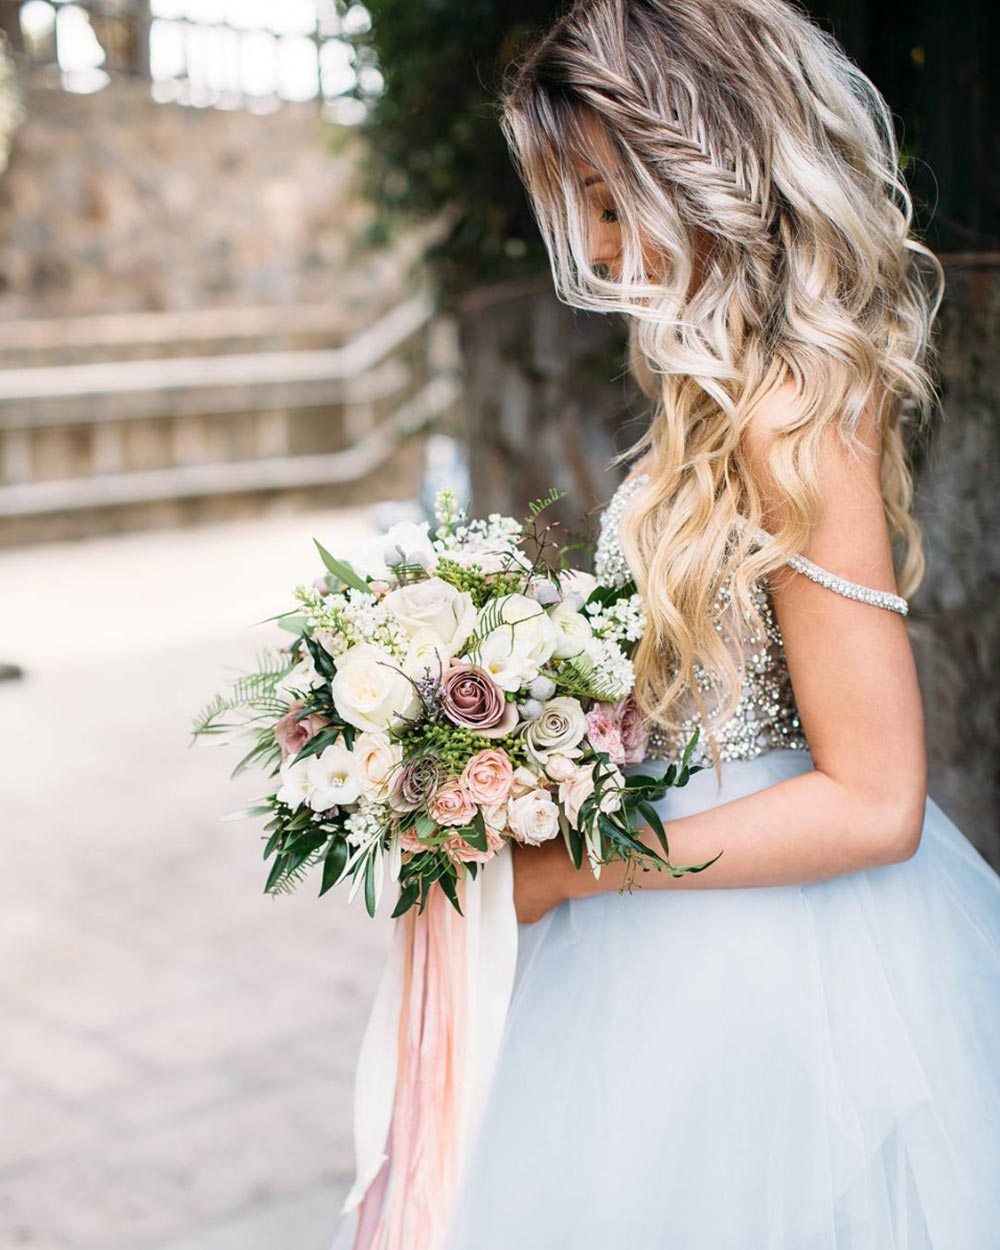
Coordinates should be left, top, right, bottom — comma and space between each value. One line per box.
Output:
603, 473, 909, 617
747, 523, 909, 616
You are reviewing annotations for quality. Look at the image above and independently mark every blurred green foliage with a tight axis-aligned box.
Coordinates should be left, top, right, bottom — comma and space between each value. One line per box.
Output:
336, 0, 992, 298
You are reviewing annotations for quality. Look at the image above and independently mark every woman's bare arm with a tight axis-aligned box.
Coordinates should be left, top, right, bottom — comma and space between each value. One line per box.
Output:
512, 392, 927, 921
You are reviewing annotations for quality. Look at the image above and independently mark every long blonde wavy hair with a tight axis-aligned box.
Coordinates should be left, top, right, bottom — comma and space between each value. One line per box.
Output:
498, 0, 944, 750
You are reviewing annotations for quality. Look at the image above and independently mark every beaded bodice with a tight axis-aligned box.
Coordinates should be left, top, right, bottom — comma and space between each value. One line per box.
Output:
594, 471, 907, 768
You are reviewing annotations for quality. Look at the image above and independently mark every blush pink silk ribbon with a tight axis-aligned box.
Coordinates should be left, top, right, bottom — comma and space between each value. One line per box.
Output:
341, 843, 518, 1250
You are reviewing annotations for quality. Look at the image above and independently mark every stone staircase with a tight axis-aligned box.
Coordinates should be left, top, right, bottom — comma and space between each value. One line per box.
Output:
0, 293, 463, 544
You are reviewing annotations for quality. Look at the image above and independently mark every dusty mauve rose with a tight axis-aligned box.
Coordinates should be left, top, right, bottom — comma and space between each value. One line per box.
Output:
389, 756, 442, 813
427, 778, 478, 827
584, 704, 626, 766
439, 665, 518, 738
273, 702, 330, 761
460, 749, 514, 805
617, 695, 650, 766
444, 825, 504, 864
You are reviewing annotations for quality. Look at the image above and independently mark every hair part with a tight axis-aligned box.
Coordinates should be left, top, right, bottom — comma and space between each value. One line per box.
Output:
498, 0, 944, 760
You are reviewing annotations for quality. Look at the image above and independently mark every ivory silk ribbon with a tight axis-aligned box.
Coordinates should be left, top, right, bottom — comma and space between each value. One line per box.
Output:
341, 843, 519, 1250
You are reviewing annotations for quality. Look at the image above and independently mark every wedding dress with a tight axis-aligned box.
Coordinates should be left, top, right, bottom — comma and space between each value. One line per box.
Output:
330, 471, 1000, 1250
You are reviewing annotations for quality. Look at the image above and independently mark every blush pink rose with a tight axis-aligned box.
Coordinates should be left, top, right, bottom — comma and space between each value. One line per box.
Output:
616, 694, 650, 766
399, 826, 429, 854
274, 702, 331, 761
444, 825, 504, 864
460, 749, 514, 805
427, 778, 478, 827
585, 703, 626, 766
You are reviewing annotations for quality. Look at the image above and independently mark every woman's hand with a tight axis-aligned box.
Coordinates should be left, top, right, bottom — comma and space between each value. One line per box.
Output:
511, 836, 575, 924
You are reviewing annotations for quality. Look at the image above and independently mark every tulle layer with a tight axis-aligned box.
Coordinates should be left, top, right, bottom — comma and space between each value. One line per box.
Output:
332, 748, 1000, 1250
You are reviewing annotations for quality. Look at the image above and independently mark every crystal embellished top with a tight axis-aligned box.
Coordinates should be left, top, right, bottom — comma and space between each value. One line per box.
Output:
594, 471, 908, 768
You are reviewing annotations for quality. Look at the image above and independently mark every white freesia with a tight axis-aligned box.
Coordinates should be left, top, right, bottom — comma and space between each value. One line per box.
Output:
353, 731, 403, 801
548, 600, 594, 659
274, 652, 325, 704
307, 742, 363, 811
355, 520, 435, 578
468, 594, 558, 691
275, 755, 312, 810
330, 642, 421, 734
506, 787, 561, 845
381, 578, 477, 660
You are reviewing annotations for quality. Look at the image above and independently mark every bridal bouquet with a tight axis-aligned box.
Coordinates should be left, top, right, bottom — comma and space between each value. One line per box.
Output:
191, 487, 718, 918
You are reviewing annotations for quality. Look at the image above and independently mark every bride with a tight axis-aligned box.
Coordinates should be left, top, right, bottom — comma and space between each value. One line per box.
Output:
332, 1, 1000, 1247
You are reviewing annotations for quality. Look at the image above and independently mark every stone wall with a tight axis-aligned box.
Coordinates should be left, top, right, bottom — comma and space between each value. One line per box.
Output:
0, 73, 421, 321
911, 263, 999, 867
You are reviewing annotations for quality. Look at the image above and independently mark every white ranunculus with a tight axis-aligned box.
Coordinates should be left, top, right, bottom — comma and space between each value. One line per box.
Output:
353, 731, 403, 801
355, 520, 435, 579
307, 742, 363, 811
331, 643, 421, 734
274, 652, 325, 705
506, 787, 561, 845
523, 696, 588, 765
482, 800, 509, 833
468, 593, 558, 691
548, 600, 594, 659
559, 568, 599, 610
275, 755, 312, 810
381, 578, 477, 660
559, 760, 625, 828
401, 627, 450, 681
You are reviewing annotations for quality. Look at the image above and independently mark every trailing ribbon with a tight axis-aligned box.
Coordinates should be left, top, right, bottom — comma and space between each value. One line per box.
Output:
342, 844, 519, 1250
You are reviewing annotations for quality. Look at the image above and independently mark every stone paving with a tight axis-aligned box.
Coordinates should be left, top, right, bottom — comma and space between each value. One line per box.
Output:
0, 504, 408, 1249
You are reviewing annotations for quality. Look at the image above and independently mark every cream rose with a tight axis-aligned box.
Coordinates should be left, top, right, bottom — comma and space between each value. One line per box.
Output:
523, 696, 588, 764
353, 731, 403, 801
506, 787, 561, 846
381, 578, 477, 660
330, 643, 421, 734
468, 593, 558, 691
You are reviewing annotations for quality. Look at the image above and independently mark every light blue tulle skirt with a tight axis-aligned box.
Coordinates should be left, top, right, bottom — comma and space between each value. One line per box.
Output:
335, 748, 1000, 1250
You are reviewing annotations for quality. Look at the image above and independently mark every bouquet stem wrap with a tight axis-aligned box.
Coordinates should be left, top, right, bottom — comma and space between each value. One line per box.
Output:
343, 844, 519, 1250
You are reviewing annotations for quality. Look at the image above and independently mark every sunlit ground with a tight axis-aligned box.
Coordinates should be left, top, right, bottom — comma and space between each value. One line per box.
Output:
0, 505, 399, 1249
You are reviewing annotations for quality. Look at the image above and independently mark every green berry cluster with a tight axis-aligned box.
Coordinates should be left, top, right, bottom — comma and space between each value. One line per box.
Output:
397, 718, 528, 772
434, 556, 527, 607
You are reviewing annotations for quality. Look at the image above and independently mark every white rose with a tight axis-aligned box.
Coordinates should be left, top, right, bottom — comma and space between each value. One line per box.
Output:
468, 594, 558, 691
401, 627, 450, 681
275, 755, 312, 810
548, 601, 594, 659
307, 742, 363, 811
381, 578, 477, 660
523, 696, 588, 765
506, 787, 561, 846
331, 642, 421, 734
355, 520, 435, 579
353, 731, 403, 801
559, 761, 625, 828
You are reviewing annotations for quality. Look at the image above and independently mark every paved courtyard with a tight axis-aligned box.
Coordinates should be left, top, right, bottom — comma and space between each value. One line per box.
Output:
0, 503, 404, 1249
